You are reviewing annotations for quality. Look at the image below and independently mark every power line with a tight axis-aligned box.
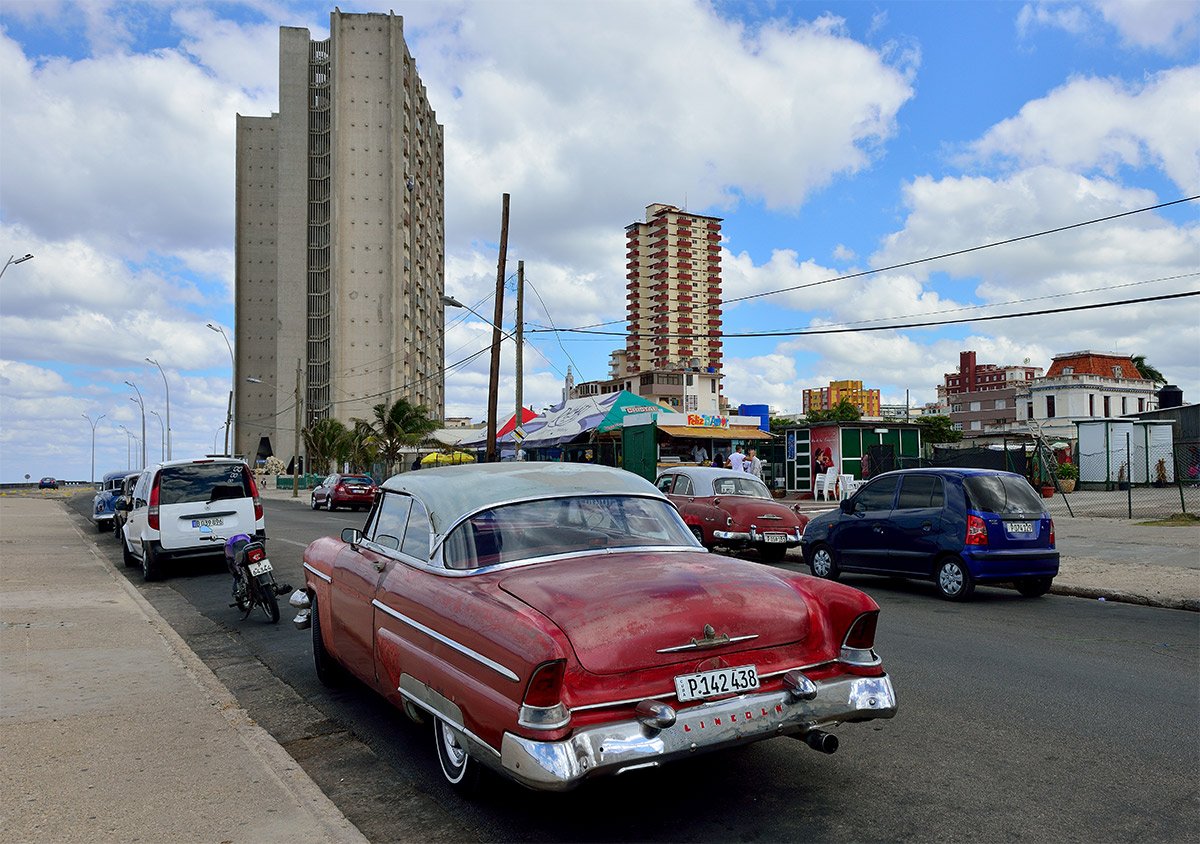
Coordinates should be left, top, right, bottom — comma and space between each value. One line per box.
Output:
533, 289, 1200, 338
547, 193, 1200, 332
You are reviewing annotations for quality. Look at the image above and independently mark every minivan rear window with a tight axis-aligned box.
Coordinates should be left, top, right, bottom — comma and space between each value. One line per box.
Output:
159, 463, 252, 506
963, 474, 1044, 516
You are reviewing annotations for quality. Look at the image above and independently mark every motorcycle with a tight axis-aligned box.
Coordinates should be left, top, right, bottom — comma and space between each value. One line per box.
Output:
200, 527, 288, 624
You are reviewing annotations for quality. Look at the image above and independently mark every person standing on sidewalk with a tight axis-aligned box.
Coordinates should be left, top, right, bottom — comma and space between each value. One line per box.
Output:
747, 448, 763, 479
729, 445, 746, 473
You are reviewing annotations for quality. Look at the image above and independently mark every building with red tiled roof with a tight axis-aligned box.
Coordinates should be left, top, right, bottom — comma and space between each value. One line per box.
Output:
1015, 350, 1157, 440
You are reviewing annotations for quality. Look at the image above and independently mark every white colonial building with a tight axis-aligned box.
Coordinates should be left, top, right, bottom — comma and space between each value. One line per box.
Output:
1015, 350, 1158, 441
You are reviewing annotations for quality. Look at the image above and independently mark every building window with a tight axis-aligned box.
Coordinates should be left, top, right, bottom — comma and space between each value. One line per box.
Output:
1113, 366, 1123, 377
1089, 394, 1095, 416
710, 380, 716, 393
686, 373, 693, 386
951, 404, 963, 413
969, 401, 981, 411
1103, 396, 1111, 416
1121, 397, 1127, 414
1063, 366, 1074, 374
1138, 398, 1145, 412
1046, 396, 1056, 418
1026, 401, 1034, 419
994, 398, 1007, 410
970, 420, 981, 430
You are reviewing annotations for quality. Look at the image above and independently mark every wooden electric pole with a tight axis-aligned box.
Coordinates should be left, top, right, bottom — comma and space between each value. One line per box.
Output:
486, 194, 510, 463
515, 260, 524, 431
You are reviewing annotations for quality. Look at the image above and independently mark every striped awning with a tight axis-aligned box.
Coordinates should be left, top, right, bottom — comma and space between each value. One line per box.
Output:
657, 425, 773, 441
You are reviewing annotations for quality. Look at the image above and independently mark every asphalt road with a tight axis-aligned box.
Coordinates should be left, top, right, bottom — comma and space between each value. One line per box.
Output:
75, 496, 1199, 842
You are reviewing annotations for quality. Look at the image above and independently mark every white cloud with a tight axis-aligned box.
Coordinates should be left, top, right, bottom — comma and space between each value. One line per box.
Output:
965, 66, 1200, 195
1017, 1, 1200, 53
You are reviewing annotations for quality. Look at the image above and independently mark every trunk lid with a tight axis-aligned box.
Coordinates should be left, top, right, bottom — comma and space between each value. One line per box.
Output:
498, 551, 810, 675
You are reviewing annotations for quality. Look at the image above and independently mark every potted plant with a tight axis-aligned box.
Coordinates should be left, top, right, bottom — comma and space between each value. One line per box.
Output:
1055, 461, 1078, 494
1153, 458, 1169, 488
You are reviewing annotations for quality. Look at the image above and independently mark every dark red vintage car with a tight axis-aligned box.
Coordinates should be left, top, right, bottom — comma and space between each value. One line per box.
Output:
657, 466, 809, 562
292, 463, 896, 792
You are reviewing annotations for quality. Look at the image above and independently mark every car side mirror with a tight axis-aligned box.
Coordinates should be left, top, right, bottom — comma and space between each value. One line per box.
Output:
114, 499, 131, 512
840, 498, 855, 514
341, 527, 362, 547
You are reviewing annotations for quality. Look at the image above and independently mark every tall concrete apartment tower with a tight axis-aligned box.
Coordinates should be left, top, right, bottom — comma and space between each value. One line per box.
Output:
624, 204, 723, 375
234, 10, 444, 462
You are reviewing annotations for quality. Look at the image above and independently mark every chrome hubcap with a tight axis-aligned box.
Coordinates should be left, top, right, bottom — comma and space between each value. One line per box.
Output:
939, 564, 963, 594
812, 550, 831, 577
440, 723, 466, 768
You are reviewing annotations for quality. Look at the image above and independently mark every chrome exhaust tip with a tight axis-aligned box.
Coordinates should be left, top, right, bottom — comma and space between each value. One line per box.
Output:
288, 589, 311, 609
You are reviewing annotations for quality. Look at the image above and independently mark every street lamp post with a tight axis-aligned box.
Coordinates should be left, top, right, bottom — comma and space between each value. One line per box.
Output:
118, 425, 137, 471
146, 358, 171, 460
1, 253, 33, 279
150, 410, 165, 462
82, 413, 106, 483
206, 323, 234, 456
125, 381, 146, 468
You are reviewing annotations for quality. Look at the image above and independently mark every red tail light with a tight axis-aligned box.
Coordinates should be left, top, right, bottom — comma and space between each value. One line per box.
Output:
523, 660, 565, 707
965, 514, 988, 546
148, 472, 161, 531
335, 484, 346, 493
1048, 518, 1055, 548
246, 546, 265, 564
844, 611, 878, 650
246, 468, 263, 521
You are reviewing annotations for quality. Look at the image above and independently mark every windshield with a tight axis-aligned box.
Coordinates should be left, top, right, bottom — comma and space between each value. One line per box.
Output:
442, 495, 698, 570
711, 476, 772, 499
159, 463, 252, 506
963, 474, 1045, 517
341, 476, 374, 487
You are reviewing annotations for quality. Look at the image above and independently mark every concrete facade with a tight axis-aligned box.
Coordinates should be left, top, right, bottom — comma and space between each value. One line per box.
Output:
235, 11, 444, 462
624, 203, 723, 376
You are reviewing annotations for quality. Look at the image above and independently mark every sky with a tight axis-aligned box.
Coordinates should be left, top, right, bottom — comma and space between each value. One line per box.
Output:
1, 0, 1198, 483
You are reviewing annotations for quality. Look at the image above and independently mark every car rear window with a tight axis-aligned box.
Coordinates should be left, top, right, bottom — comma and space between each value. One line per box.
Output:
342, 476, 373, 487
963, 474, 1045, 516
159, 463, 252, 506
711, 476, 771, 499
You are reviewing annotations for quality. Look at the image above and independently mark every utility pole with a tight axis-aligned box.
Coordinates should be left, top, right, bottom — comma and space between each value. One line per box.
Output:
293, 359, 303, 499
486, 193, 510, 463
515, 259, 524, 430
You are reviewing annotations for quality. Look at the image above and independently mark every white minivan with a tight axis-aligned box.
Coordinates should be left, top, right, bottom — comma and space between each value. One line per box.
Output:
120, 458, 266, 581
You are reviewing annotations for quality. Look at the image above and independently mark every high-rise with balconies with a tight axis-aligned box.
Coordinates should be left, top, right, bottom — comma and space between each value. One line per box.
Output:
234, 10, 444, 462
624, 204, 723, 379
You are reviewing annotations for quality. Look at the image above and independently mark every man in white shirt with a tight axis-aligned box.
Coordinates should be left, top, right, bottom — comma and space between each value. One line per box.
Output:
728, 445, 746, 473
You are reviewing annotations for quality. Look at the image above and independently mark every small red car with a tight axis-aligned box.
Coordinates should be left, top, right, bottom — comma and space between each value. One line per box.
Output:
310, 473, 378, 512
657, 466, 809, 562
292, 463, 896, 792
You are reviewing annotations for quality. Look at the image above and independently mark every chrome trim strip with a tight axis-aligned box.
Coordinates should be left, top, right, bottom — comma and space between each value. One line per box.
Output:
398, 688, 501, 759
572, 661, 835, 711
302, 562, 332, 583
656, 633, 759, 653
372, 599, 520, 682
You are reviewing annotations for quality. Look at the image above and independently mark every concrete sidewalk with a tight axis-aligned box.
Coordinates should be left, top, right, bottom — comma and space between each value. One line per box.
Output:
0, 497, 367, 843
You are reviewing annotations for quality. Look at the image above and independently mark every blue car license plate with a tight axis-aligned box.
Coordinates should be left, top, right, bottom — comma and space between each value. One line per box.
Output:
192, 517, 225, 528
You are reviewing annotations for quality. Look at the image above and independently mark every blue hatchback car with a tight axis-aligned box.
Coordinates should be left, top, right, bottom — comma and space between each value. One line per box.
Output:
800, 468, 1059, 601
91, 470, 128, 534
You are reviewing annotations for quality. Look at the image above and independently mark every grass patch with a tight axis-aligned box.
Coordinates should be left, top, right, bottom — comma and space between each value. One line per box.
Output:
1134, 513, 1200, 527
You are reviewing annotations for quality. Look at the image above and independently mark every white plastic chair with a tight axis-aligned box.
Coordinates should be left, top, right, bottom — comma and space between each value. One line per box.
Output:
818, 467, 838, 500
839, 474, 863, 499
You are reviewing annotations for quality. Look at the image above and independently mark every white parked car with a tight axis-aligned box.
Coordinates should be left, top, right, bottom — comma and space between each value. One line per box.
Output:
119, 458, 266, 581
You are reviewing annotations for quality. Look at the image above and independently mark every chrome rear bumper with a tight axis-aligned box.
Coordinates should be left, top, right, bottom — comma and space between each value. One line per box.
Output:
500, 672, 896, 791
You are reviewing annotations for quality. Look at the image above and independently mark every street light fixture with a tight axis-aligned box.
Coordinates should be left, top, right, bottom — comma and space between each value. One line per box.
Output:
118, 425, 137, 471
207, 322, 235, 456
150, 410, 165, 462
1, 253, 33, 279
125, 381, 146, 469
82, 413, 106, 483
146, 358, 171, 460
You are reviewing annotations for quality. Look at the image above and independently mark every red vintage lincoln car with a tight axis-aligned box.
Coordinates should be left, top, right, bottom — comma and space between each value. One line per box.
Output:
291, 463, 897, 792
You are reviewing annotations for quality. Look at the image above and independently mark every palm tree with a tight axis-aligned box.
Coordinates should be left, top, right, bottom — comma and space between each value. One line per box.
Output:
302, 417, 350, 475
346, 419, 379, 474
1130, 355, 1166, 386
357, 399, 440, 476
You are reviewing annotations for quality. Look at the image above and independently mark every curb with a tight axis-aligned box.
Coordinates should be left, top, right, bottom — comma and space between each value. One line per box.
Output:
64, 511, 370, 844
1049, 583, 1199, 612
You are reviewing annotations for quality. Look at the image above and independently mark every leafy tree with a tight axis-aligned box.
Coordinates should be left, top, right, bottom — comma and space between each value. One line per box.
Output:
302, 417, 350, 475
1130, 355, 1166, 386
357, 398, 440, 476
806, 398, 862, 424
914, 414, 962, 444
345, 419, 379, 474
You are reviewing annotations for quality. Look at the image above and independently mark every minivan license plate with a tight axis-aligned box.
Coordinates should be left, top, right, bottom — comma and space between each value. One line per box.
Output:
674, 665, 759, 702
192, 517, 224, 528
1007, 521, 1033, 533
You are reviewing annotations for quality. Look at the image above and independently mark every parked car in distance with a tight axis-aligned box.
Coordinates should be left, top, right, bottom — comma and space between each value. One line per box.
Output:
801, 468, 1060, 601
118, 458, 265, 581
310, 473, 378, 511
656, 466, 809, 562
292, 462, 896, 792
91, 470, 127, 533
112, 471, 141, 541
38, 477, 58, 489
